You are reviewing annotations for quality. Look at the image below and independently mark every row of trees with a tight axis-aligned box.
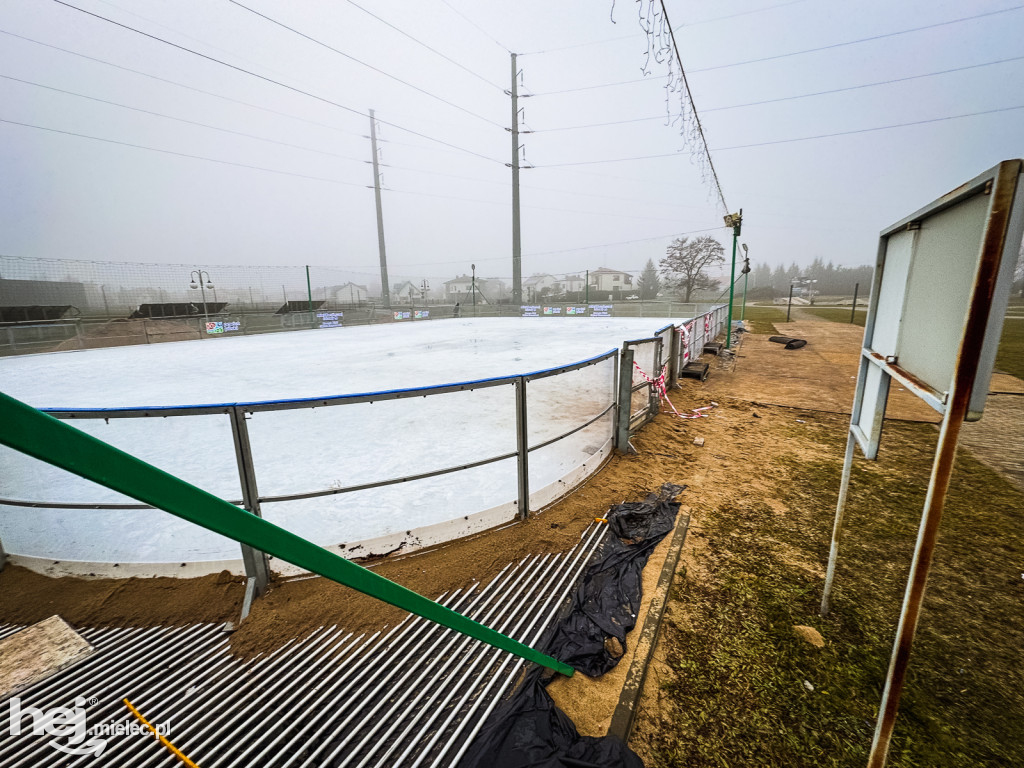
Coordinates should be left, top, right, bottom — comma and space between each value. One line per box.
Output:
646, 235, 875, 301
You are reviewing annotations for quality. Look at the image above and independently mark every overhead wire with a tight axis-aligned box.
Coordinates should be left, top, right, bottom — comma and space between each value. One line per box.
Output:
535, 105, 1024, 165
0, 29, 366, 140
527, 54, 1024, 132
50, 0, 504, 164
693, 3, 1024, 74
0, 117, 374, 187
711, 105, 1024, 151
344, 0, 505, 91
527, 5, 1024, 96
436, 0, 511, 53
0, 112, 705, 226
226, 0, 507, 129
519, 0, 811, 55
0, 74, 371, 165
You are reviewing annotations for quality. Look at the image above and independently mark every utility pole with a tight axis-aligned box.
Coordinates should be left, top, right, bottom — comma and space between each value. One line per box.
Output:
369, 109, 391, 309
511, 53, 522, 306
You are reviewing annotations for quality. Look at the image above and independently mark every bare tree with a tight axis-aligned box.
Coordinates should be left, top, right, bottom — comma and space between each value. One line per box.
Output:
660, 236, 725, 301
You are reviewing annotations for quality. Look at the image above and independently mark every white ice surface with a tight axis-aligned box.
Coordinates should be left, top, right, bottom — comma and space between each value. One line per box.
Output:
0, 317, 683, 566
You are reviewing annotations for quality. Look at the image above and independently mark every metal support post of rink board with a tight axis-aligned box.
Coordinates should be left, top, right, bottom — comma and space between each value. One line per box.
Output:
614, 345, 635, 454
817, 160, 1024, 768
514, 376, 530, 520
228, 406, 270, 619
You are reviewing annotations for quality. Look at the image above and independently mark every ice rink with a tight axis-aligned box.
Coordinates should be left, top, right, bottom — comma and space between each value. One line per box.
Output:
0, 316, 683, 572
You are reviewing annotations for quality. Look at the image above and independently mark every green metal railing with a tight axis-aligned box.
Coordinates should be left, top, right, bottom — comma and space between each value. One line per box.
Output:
0, 390, 574, 677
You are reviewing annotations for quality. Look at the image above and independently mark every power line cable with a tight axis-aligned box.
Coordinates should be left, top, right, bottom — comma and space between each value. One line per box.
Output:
520, 0, 811, 55
0, 29, 366, 140
344, 0, 504, 91
528, 5, 1024, 96
0, 117, 374, 187
436, 0, 510, 53
529, 54, 1024, 130
1, 74, 370, 164
711, 104, 1024, 151
4, 110, 719, 222
226, 0, 506, 129
50, 0, 504, 164
537, 105, 1024, 166
693, 3, 1023, 74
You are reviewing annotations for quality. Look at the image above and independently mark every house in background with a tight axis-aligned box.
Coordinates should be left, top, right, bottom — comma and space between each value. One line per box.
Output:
523, 273, 558, 302
392, 280, 425, 303
554, 274, 585, 297
330, 282, 369, 303
588, 267, 634, 298
444, 274, 495, 305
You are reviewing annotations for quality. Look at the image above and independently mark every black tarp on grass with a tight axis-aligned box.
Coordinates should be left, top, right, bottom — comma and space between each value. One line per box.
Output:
459, 484, 683, 768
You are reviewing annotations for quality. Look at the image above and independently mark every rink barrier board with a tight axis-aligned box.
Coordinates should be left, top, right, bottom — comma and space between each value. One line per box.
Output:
1, 311, 724, 581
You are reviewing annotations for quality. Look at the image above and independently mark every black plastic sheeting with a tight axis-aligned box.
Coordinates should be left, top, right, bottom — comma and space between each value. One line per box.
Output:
459, 484, 683, 768
548, 484, 683, 677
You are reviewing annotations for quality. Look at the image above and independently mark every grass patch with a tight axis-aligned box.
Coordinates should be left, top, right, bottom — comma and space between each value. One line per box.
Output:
797, 305, 1024, 381
740, 305, 787, 335
802, 307, 867, 327
644, 419, 1024, 767
994, 317, 1024, 379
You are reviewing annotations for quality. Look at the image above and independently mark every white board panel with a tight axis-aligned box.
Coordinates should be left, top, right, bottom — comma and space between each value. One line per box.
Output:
896, 193, 990, 396
870, 228, 915, 357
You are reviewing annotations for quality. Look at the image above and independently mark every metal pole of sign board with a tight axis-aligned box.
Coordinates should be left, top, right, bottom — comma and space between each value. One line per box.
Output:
786, 283, 794, 322
851, 282, 860, 323
821, 232, 893, 616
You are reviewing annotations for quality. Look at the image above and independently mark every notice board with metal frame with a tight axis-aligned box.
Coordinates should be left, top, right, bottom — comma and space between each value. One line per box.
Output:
822, 159, 1024, 768
851, 161, 1024, 459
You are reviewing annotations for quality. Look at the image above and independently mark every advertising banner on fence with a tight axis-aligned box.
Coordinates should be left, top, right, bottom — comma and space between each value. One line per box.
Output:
521, 305, 541, 317
317, 311, 342, 328
589, 304, 613, 317
205, 320, 240, 334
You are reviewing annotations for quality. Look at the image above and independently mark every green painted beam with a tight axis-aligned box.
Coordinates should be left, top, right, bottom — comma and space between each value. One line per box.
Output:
0, 391, 574, 677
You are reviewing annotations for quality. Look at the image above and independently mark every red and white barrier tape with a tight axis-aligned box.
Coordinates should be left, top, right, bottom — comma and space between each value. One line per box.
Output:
633, 361, 716, 419
678, 322, 694, 365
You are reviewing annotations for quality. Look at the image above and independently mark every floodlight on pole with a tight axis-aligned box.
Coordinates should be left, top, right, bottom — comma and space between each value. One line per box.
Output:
724, 210, 742, 348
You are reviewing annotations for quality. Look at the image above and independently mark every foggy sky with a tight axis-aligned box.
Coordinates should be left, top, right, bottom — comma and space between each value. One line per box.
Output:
1, 0, 1021, 290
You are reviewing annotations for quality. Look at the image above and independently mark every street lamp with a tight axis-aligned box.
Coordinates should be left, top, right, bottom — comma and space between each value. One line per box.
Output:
189, 269, 214, 327
471, 263, 476, 314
